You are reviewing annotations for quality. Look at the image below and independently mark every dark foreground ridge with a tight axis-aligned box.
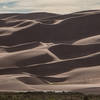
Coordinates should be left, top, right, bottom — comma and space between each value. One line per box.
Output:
0, 92, 99, 100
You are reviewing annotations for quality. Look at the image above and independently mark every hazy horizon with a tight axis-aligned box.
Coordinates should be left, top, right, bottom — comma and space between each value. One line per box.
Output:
0, 0, 100, 14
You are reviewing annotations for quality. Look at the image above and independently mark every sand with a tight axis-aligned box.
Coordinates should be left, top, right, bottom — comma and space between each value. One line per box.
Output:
0, 10, 100, 94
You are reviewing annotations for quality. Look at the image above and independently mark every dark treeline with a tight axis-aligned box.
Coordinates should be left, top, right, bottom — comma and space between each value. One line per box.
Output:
0, 92, 99, 100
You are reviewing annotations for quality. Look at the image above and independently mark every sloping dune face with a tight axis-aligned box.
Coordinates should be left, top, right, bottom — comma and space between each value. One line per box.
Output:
0, 10, 100, 93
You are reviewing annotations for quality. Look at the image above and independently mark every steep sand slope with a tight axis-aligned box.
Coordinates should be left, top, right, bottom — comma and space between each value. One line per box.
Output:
73, 35, 100, 45
49, 43, 100, 59
1, 10, 100, 45
0, 10, 100, 94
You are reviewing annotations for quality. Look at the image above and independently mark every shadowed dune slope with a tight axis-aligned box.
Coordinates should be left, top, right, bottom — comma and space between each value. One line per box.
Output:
0, 12, 59, 20
25, 52, 100, 76
0, 10, 100, 93
1, 10, 100, 46
49, 43, 100, 59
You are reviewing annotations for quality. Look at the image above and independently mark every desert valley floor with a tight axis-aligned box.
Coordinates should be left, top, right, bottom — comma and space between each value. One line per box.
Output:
0, 10, 100, 94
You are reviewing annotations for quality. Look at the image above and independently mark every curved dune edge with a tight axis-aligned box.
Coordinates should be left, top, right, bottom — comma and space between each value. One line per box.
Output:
73, 35, 100, 45
0, 10, 100, 94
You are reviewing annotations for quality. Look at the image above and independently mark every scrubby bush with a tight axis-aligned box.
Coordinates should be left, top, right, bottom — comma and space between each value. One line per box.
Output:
0, 92, 99, 100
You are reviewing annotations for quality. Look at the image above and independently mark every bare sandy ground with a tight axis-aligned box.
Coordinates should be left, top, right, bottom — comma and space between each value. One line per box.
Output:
0, 10, 100, 94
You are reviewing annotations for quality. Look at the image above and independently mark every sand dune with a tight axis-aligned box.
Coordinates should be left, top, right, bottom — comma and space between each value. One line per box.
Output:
73, 35, 100, 45
0, 12, 59, 20
49, 43, 100, 59
24, 51, 100, 77
1, 10, 100, 46
0, 10, 100, 94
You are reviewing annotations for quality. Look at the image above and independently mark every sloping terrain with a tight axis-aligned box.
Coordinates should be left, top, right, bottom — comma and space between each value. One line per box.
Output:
0, 10, 100, 94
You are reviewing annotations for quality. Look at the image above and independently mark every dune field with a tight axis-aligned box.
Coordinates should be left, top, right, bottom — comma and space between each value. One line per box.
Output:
0, 10, 100, 94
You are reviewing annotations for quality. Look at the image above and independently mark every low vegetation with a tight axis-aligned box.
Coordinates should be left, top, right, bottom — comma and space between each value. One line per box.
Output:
0, 92, 99, 100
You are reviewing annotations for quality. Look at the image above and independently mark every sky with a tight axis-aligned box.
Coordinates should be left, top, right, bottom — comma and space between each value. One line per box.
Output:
0, 0, 100, 14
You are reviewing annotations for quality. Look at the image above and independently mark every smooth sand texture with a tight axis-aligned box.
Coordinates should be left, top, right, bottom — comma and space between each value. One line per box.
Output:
0, 10, 100, 94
